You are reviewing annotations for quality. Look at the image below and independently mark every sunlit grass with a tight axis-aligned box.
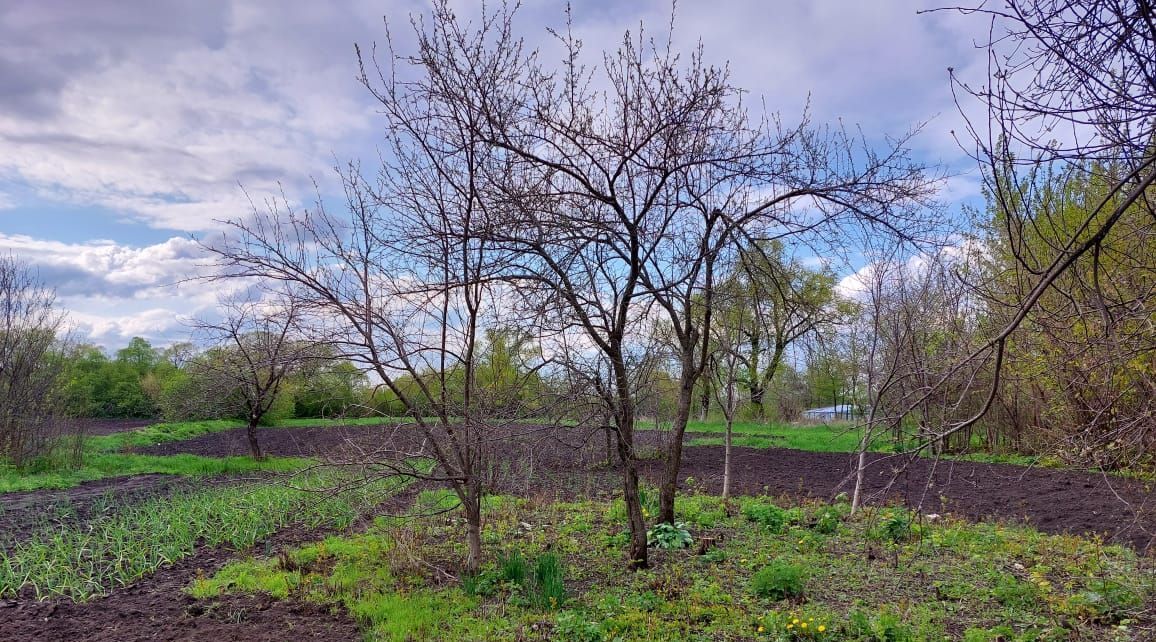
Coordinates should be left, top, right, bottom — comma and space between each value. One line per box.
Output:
0, 454, 311, 493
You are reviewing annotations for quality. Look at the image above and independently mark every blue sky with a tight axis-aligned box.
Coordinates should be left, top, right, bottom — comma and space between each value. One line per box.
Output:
0, 0, 988, 349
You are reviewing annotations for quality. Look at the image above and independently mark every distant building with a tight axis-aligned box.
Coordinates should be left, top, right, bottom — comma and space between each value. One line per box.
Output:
801, 404, 857, 421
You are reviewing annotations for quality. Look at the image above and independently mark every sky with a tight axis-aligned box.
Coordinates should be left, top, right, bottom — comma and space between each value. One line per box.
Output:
0, 0, 991, 350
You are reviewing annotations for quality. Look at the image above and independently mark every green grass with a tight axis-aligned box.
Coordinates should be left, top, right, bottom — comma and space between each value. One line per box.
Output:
0, 470, 410, 600
684, 419, 870, 452
0, 453, 311, 493
89, 416, 399, 452
1, 417, 405, 493
191, 492, 1155, 641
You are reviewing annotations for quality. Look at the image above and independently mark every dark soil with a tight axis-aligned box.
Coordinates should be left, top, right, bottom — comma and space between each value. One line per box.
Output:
0, 482, 431, 642
139, 424, 1156, 552
72, 418, 158, 436
3, 422, 1151, 641
0, 474, 201, 548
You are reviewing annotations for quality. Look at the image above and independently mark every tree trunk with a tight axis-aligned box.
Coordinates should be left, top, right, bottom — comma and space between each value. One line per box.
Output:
657, 378, 695, 525
463, 487, 483, 573
246, 417, 264, 461
722, 414, 733, 500
749, 384, 765, 419
698, 382, 710, 421
622, 458, 648, 570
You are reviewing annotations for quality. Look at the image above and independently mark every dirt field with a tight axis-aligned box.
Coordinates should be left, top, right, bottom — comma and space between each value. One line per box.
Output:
2, 423, 1153, 641
135, 423, 1156, 551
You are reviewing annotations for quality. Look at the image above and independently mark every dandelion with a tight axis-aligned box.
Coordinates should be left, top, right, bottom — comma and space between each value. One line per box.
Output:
818, 625, 826, 632
792, 618, 799, 624
757, 625, 764, 633
801, 622, 808, 629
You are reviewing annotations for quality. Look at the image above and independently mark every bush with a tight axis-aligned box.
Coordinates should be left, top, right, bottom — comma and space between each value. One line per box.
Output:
750, 561, 806, 600
741, 499, 789, 533
646, 522, 693, 549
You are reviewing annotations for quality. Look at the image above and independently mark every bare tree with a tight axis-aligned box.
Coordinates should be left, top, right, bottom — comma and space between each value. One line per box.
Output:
0, 257, 69, 468
902, 0, 1156, 457
191, 294, 314, 460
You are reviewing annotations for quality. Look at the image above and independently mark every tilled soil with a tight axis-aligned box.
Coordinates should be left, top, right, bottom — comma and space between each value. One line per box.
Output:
0, 481, 431, 642
3, 423, 1152, 641
142, 424, 1156, 551
0, 474, 200, 548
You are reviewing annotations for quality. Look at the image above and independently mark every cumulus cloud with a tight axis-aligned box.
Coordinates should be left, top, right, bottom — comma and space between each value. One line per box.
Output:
0, 0, 994, 345
0, 233, 248, 348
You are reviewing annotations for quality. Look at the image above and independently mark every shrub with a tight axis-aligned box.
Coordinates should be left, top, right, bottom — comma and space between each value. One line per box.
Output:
647, 522, 693, 549
750, 561, 806, 600
741, 499, 789, 533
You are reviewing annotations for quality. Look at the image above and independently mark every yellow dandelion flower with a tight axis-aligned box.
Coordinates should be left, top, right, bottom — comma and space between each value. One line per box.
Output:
818, 625, 826, 632
786, 624, 793, 630
792, 618, 799, 624
801, 622, 808, 628
757, 625, 764, 633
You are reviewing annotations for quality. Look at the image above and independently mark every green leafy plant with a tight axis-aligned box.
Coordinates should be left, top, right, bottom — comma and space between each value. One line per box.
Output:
527, 553, 565, 610
497, 549, 527, 584
847, 606, 915, 642
555, 609, 602, 642
741, 499, 789, 533
647, 522, 693, 549
750, 561, 806, 600
872, 510, 915, 544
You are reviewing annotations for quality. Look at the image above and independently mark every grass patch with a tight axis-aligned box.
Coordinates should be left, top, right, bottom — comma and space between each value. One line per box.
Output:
684, 419, 870, 452
192, 491, 1154, 641
0, 417, 408, 493
0, 453, 310, 493
0, 470, 410, 600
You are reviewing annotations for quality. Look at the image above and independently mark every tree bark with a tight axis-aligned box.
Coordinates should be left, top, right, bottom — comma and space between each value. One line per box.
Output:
657, 377, 695, 524
246, 416, 264, 461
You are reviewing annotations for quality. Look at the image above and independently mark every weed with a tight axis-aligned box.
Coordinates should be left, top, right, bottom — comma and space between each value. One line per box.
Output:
555, 609, 603, 642
741, 498, 789, 533
646, 522, 692, 549
750, 561, 806, 600
528, 552, 566, 610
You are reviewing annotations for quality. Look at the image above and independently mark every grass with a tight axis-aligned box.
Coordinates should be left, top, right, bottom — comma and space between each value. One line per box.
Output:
190, 491, 1155, 641
0, 416, 405, 493
0, 454, 311, 493
684, 419, 870, 452
0, 469, 411, 600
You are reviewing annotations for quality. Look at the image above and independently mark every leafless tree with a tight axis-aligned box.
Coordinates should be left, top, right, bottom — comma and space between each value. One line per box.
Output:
905, 0, 1156, 457
0, 257, 69, 468
451, 6, 939, 540
191, 294, 315, 460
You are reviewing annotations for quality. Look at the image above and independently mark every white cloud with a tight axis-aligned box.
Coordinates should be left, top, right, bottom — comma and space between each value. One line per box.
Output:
0, 233, 251, 348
